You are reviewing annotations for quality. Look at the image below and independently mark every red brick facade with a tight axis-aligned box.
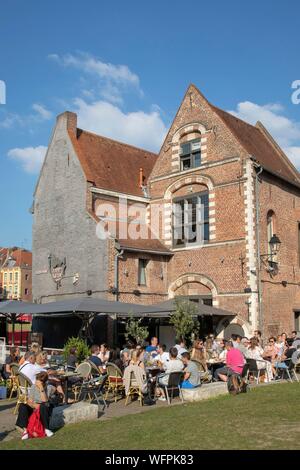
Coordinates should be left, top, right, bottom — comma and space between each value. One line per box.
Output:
94, 85, 300, 339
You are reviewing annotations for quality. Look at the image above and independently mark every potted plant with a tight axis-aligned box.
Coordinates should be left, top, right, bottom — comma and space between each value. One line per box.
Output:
63, 337, 90, 363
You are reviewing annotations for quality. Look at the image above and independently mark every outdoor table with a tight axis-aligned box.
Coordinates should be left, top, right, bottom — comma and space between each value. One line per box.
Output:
206, 359, 225, 379
56, 371, 80, 403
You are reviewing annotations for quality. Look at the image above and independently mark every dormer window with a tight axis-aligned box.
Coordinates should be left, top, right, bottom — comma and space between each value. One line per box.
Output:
180, 138, 201, 171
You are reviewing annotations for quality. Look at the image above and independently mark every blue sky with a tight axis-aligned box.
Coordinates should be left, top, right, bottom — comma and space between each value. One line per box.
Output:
0, 0, 300, 249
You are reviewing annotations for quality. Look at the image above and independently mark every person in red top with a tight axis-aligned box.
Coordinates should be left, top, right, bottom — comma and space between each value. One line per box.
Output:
214, 340, 245, 382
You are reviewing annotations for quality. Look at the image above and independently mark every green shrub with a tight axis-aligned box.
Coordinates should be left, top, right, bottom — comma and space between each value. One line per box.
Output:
63, 337, 90, 363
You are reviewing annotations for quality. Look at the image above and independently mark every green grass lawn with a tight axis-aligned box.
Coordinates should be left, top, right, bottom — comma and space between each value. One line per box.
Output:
1, 382, 300, 450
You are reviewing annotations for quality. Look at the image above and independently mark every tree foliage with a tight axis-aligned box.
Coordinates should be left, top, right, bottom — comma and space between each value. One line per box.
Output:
124, 315, 149, 345
169, 299, 200, 346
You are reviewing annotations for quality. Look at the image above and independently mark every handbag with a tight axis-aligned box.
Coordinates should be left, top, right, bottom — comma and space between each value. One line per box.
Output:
27, 407, 46, 438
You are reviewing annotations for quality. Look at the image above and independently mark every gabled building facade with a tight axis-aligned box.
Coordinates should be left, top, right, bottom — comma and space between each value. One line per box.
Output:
32, 85, 300, 343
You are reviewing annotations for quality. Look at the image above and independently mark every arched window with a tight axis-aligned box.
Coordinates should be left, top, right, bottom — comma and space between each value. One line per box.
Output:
179, 137, 201, 170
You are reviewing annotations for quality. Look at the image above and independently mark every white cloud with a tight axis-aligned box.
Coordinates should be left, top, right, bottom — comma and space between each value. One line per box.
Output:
49, 52, 142, 104
8, 146, 47, 173
74, 98, 167, 152
228, 101, 300, 169
32, 103, 53, 120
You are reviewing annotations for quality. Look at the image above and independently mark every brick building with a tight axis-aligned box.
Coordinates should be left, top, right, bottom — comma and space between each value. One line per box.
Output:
32, 84, 300, 345
0, 247, 32, 301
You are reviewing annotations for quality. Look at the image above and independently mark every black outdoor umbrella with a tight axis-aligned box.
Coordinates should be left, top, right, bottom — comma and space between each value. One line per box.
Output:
4, 297, 172, 316
149, 299, 235, 317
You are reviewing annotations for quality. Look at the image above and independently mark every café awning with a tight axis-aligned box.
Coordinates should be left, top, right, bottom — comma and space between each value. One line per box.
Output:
0, 297, 171, 317
148, 299, 236, 317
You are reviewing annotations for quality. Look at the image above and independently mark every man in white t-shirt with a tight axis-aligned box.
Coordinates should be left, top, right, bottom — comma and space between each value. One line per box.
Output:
18, 351, 42, 384
174, 338, 188, 358
156, 344, 170, 368
156, 347, 184, 400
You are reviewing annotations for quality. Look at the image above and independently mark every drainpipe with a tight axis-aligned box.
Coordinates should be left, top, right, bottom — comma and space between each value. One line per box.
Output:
253, 161, 263, 333
114, 241, 124, 301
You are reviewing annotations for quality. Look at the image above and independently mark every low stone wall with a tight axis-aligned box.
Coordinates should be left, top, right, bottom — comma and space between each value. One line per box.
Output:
181, 382, 228, 402
50, 402, 99, 430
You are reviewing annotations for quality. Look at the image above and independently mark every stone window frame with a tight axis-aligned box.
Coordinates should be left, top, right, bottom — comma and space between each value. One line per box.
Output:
171, 122, 208, 173
172, 191, 209, 248
163, 174, 216, 247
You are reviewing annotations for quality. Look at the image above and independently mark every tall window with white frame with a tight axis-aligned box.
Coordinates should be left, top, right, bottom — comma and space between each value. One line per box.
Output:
172, 191, 209, 248
180, 138, 201, 171
138, 259, 148, 286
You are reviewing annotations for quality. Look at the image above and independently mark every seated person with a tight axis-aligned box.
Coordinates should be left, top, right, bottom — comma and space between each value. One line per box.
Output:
215, 341, 245, 382
120, 350, 131, 370
156, 347, 184, 401
35, 352, 65, 400
16, 371, 54, 440
247, 337, 273, 382
18, 352, 41, 384
89, 344, 106, 374
98, 343, 110, 364
123, 350, 148, 396
190, 339, 208, 371
145, 337, 159, 357
109, 348, 124, 372
66, 347, 78, 370
181, 352, 201, 389
4, 346, 20, 379
174, 337, 188, 358
274, 338, 297, 377
129, 349, 145, 369
155, 344, 170, 368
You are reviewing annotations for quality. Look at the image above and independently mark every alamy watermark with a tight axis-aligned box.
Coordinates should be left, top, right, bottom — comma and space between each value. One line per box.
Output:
291, 80, 300, 104
0, 80, 6, 105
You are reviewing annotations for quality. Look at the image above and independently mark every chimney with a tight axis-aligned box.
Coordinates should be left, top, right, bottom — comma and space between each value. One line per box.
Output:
56, 111, 77, 135
139, 167, 144, 188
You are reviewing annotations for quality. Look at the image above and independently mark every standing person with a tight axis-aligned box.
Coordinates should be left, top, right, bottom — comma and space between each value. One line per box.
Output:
4, 347, 20, 379
16, 371, 54, 440
254, 330, 264, 348
214, 341, 245, 382
180, 352, 201, 389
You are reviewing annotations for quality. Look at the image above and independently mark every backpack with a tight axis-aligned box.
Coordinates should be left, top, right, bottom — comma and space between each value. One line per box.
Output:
227, 374, 247, 395
27, 407, 46, 438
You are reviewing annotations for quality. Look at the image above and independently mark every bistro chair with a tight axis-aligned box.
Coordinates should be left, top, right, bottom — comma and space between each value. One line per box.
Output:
105, 362, 124, 402
246, 359, 266, 384
162, 371, 184, 405
275, 358, 298, 382
125, 371, 144, 406
14, 372, 32, 415
79, 374, 108, 411
72, 362, 92, 401
8, 363, 20, 399
87, 359, 101, 378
